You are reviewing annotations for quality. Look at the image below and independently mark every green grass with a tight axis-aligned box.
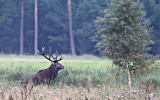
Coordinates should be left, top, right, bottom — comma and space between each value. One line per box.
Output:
0, 55, 111, 71
0, 55, 160, 99
0, 60, 111, 70
0, 54, 106, 61
0, 55, 159, 86
0, 55, 112, 86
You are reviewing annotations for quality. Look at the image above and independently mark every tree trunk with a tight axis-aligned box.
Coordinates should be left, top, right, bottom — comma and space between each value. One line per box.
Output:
20, 0, 24, 55
158, 46, 160, 59
67, 0, 76, 56
125, 69, 128, 85
34, 0, 38, 55
82, 37, 84, 54
124, 28, 132, 92
126, 61, 132, 92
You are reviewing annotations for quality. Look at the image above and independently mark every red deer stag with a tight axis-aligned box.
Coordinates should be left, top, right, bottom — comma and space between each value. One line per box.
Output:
21, 47, 64, 85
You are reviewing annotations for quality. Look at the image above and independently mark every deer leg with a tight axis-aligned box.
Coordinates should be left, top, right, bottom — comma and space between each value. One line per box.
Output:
48, 80, 51, 85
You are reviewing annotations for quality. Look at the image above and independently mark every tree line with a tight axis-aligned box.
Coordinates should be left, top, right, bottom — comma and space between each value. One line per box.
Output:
0, 0, 159, 55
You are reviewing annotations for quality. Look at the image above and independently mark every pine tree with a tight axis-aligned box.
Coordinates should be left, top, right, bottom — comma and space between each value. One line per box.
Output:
20, 0, 24, 55
68, 0, 76, 56
34, 0, 38, 55
95, 0, 153, 92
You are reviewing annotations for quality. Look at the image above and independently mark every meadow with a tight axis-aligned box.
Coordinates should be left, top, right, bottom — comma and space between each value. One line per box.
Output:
0, 55, 160, 100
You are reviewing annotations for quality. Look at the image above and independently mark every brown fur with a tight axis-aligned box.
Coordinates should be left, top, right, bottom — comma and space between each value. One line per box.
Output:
21, 62, 64, 85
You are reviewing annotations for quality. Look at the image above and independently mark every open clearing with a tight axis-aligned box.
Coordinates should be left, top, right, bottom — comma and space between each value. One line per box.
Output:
0, 55, 160, 100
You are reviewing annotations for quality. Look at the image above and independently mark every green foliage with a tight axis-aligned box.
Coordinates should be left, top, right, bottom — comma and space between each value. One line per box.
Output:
0, 0, 159, 55
95, 0, 154, 74
72, 0, 110, 54
141, 0, 160, 55
0, 0, 20, 53
0, 0, 109, 55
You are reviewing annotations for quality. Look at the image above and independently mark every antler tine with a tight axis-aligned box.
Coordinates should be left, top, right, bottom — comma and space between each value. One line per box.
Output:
48, 47, 52, 58
57, 55, 63, 61
48, 48, 55, 60
37, 49, 40, 54
49, 47, 52, 53
51, 50, 58, 61
42, 47, 45, 53
42, 47, 53, 60
37, 47, 54, 62
37, 47, 45, 55
55, 50, 58, 60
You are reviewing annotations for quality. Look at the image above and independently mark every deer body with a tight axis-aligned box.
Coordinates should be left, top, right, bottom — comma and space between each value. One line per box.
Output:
21, 47, 64, 85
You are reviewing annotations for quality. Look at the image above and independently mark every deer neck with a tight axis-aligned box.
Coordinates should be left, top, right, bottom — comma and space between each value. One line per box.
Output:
49, 64, 58, 73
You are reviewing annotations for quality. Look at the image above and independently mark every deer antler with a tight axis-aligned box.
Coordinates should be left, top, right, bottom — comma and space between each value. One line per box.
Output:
54, 50, 63, 61
37, 47, 53, 62
57, 55, 63, 61
37, 47, 63, 62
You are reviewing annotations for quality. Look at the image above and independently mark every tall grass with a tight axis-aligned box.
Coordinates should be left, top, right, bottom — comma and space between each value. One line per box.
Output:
0, 55, 160, 99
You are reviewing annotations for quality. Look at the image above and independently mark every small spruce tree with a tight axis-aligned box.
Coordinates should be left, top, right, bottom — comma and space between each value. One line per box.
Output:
95, 0, 153, 91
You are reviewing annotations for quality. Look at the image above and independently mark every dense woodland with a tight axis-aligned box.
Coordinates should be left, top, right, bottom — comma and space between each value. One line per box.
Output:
0, 0, 160, 55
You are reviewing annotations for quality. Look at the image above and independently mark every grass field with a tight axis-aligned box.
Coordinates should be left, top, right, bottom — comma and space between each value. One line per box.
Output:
0, 55, 160, 100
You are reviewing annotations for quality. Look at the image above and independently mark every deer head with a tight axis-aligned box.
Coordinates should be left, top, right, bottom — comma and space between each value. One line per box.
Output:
37, 47, 64, 70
